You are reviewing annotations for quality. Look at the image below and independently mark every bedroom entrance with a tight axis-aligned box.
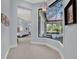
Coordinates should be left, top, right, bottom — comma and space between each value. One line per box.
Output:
17, 7, 32, 44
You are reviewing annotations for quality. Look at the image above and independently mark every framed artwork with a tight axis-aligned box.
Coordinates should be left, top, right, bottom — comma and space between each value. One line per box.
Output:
1, 13, 10, 26
64, 0, 77, 25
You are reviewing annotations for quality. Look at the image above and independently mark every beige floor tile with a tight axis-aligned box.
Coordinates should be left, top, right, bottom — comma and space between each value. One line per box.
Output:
7, 37, 62, 59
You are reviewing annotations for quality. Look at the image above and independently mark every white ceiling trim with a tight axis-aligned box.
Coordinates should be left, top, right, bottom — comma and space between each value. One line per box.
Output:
23, 0, 47, 3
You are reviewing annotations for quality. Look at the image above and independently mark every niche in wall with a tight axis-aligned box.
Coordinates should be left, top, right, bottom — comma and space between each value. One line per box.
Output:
38, 0, 64, 44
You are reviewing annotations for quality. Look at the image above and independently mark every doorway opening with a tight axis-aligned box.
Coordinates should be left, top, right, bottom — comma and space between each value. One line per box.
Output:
17, 7, 32, 44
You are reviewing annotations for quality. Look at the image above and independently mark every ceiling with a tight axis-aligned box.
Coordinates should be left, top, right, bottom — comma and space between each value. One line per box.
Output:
23, 0, 56, 5
24, 0, 47, 3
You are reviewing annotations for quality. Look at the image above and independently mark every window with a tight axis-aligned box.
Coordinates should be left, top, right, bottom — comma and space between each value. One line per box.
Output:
46, 22, 63, 34
38, 0, 63, 44
46, 0, 63, 21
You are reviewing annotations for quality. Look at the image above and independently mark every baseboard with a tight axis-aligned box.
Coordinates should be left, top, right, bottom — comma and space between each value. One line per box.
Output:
31, 41, 46, 45
58, 41, 64, 48
9, 44, 17, 48
4, 48, 10, 59
4, 44, 17, 59
31, 41, 64, 59
45, 43, 64, 59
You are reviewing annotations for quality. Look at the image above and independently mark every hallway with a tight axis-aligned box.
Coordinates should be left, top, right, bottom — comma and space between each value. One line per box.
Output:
1, 0, 77, 59
7, 39, 62, 59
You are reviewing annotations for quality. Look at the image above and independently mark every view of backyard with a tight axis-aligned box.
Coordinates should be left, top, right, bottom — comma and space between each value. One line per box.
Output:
46, 23, 63, 34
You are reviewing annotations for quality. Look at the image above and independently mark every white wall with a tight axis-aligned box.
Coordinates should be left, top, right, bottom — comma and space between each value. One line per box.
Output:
9, 0, 17, 47
63, 25, 77, 59
62, 0, 77, 59
1, 0, 11, 59
1, 25, 10, 59
1, 0, 18, 59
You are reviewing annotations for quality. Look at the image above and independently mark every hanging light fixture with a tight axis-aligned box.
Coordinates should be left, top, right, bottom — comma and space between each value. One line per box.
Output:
42, 0, 47, 12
